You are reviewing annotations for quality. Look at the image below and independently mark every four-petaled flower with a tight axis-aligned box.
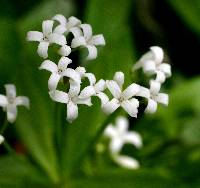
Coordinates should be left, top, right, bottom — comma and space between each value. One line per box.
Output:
145, 80, 169, 113
39, 57, 81, 91
27, 20, 67, 59
0, 84, 29, 123
104, 116, 142, 169
49, 82, 93, 123
133, 46, 171, 83
98, 72, 140, 118
71, 24, 105, 60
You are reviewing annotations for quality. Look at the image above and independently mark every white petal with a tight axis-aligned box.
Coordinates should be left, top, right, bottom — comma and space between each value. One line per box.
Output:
86, 45, 97, 60
58, 57, 72, 70
37, 41, 49, 59
67, 16, 81, 29
136, 86, 150, 98
58, 45, 71, 56
121, 99, 139, 118
67, 101, 78, 123
0, 135, 4, 145
79, 86, 96, 99
85, 73, 96, 85
75, 66, 86, 77
68, 81, 81, 97
124, 132, 143, 148
70, 27, 82, 38
52, 14, 67, 25
113, 72, 124, 89
54, 25, 67, 35
145, 98, 157, 114
27, 31, 43, 42
80, 24, 93, 40
42, 20, 54, 37
48, 73, 61, 91
5, 84, 16, 98
91, 34, 105, 46
96, 92, 109, 107
102, 98, 120, 114
116, 116, 129, 134
6, 104, 17, 123
62, 68, 81, 84
113, 155, 140, 169
76, 97, 92, 106
132, 61, 143, 71
49, 90, 68, 104
110, 138, 123, 153
39, 60, 57, 73
122, 83, 140, 100
15, 96, 29, 108
106, 80, 121, 99
155, 93, 169, 105
49, 33, 66, 46
150, 46, 164, 64
150, 80, 161, 95
104, 124, 117, 138
143, 60, 156, 75
0, 94, 8, 107
94, 79, 106, 93
71, 36, 86, 48
158, 63, 171, 77
155, 71, 166, 83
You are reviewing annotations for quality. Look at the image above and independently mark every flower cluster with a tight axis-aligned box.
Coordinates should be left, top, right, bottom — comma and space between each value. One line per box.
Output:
27, 14, 171, 123
103, 116, 142, 169
132, 46, 171, 113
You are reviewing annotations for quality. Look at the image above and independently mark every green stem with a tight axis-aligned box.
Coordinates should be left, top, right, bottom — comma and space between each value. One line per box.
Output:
0, 119, 9, 134
3, 140, 16, 154
72, 109, 121, 174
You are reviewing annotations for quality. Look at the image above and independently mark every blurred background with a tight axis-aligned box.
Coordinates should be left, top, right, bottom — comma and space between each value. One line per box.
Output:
0, 0, 200, 187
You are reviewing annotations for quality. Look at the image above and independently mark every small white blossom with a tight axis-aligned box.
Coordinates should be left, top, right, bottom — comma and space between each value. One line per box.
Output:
52, 14, 81, 36
71, 24, 105, 60
145, 80, 169, 113
39, 57, 81, 91
0, 135, 4, 145
0, 84, 29, 123
49, 81, 93, 123
104, 116, 142, 169
98, 72, 140, 118
27, 20, 67, 59
133, 46, 171, 83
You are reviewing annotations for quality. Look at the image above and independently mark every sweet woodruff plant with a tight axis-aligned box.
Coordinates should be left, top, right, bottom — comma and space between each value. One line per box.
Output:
0, 14, 171, 169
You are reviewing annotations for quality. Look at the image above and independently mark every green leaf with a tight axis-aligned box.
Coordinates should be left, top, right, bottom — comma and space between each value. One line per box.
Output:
168, 0, 200, 34
71, 169, 183, 188
61, 0, 136, 176
0, 155, 50, 188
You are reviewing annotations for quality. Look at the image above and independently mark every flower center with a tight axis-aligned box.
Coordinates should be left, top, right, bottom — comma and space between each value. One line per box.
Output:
8, 97, 15, 104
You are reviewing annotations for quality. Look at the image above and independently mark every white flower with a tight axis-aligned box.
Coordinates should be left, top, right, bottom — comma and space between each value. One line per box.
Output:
104, 116, 142, 169
133, 46, 171, 83
27, 20, 67, 59
49, 81, 93, 123
0, 135, 4, 145
71, 24, 105, 60
0, 84, 29, 123
52, 14, 81, 36
39, 57, 81, 91
98, 72, 140, 118
145, 80, 169, 113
